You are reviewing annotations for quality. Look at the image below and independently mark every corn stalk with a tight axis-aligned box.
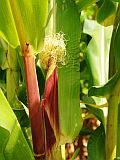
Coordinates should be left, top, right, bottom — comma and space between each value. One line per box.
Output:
22, 45, 45, 159
106, 80, 120, 160
7, 1, 47, 159
106, 4, 120, 160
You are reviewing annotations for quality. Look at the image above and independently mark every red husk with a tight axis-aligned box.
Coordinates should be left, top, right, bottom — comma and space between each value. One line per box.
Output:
41, 67, 59, 155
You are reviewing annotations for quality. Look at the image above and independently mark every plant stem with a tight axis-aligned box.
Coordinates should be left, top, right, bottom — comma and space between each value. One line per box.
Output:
6, 46, 19, 106
9, 1, 46, 158
115, 103, 120, 159
106, 4, 120, 160
23, 43, 45, 159
106, 79, 120, 160
109, 4, 120, 78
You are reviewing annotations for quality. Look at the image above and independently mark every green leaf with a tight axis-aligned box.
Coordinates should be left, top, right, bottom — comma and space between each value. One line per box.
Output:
114, 23, 120, 71
0, 79, 6, 93
88, 124, 106, 160
112, 0, 120, 2
13, 100, 30, 127
56, 1, 82, 144
82, 96, 96, 104
17, 83, 27, 106
0, 88, 34, 159
0, 1, 19, 48
0, 37, 8, 68
0, 0, 48, 51
88, 72, 120, 97
0, 127, 9, 160
4, 124, 33, 160
114, 158, 120, 160
74, 0, 98, 12
70, 148, 80, 160
80, 127, 93, 135
9, 0, 48, 50
36, 65, 45, 99
83, 19, 113, 86
86, 105, 105, 124
16, 46, 25, 81
97, 0, 116, 26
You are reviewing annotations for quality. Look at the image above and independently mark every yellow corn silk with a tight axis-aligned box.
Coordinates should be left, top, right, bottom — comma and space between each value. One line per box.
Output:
40, 33, 66, 156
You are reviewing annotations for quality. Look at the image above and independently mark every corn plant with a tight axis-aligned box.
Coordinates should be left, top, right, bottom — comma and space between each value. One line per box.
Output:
0, 0, 82, 159
1, 0, 120, 160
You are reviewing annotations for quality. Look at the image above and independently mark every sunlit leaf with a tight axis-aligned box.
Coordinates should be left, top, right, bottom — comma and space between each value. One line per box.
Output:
9, 0, 48, 51
0, 88, 34, 159
0, 1, 19, 48
0, 0, 48, 51
83, 19, 113, 86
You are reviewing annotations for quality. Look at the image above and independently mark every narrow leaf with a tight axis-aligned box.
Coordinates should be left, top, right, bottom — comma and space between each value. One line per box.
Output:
86, 105, 105, 124
114, 23, 120, 71
88, 72, 120, 97
0, 37, 8, 68
70, 148, 80, 160
88, 124, 105, 160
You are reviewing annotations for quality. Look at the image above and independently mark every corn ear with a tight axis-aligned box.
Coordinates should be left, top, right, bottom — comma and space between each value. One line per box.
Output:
40, 63, 59, 157
39, 33, 65, 157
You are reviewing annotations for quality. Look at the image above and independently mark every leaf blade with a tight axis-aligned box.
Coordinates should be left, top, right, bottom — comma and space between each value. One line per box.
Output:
0, 0, 19, 47
56, 1, 82, 144
0, 88, 34, 160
